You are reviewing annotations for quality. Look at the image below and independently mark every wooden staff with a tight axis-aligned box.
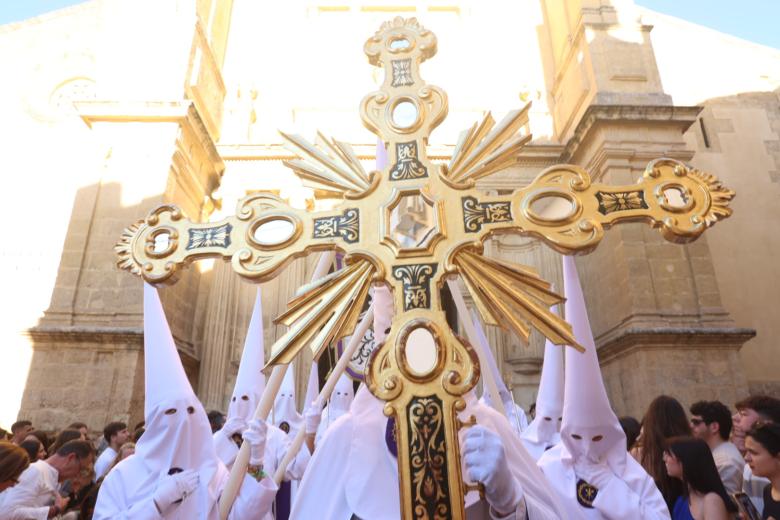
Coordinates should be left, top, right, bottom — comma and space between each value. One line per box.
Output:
219, 251, 335, 519
272, 304, 374, 484
447, 279, 509, 418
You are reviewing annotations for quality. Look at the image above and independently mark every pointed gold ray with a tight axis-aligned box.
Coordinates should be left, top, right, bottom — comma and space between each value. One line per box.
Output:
444, 105, 532, 185
280, 130, 371, 197
266, 259, 375, 367
454, 250, 584, 351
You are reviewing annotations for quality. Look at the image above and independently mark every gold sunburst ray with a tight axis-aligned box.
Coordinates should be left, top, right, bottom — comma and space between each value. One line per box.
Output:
280, 130, 371, 196
454, 250, 584, 351
114, 220, 143, 276
444, 105, 532, 185
266, 259, 375, 367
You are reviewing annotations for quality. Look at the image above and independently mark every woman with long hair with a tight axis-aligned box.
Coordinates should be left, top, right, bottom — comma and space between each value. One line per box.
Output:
635, 395, 693, 511
664, 436, 737, 519
744, 422, 780, 519
0, 441, 29, 492
18, 438, 45, 463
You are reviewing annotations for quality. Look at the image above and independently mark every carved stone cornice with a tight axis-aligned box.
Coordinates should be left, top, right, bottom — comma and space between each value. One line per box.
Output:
25, 325, 199, 364
597, 326, 756, 364
562, 104, 702, 162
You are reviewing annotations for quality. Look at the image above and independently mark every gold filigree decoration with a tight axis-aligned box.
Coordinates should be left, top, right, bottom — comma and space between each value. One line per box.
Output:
677, 164, 735, 226
114, 220, 143, 276
453, 249, 582, 351
268, 259, 375, 366
408, 396, 450, 519
442, 107, 532, 188
280, 131, 375, 198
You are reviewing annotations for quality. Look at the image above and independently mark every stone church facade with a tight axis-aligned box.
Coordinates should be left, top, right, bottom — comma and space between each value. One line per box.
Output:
2, 0, 779, 432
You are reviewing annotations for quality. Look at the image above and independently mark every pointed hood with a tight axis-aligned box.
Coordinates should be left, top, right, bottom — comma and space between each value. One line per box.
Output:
273, 362, 301, 434
559, 256, 626, 474
227, 288, 266, 422
328, 372, 354, 419
521, 334, 564, 446
137, 283, 217, 514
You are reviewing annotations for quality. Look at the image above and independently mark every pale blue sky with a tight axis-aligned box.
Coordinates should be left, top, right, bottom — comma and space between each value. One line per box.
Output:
0, 1, 778, 50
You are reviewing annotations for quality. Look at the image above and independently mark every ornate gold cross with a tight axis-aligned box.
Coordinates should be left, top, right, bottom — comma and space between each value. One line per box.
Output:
116, 17, 733, 518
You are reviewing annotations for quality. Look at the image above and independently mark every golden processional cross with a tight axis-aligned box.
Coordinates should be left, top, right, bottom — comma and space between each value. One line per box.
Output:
116, 18, 734, 519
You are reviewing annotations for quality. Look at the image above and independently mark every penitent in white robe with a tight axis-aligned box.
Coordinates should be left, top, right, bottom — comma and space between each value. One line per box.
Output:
290, 386, 567, 520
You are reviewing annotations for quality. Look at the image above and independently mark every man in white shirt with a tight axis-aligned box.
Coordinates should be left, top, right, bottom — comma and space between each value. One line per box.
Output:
0, 439, 95, 520
733, 395, 780, 512
689, 400, 744, 494
94, 421, 130, 479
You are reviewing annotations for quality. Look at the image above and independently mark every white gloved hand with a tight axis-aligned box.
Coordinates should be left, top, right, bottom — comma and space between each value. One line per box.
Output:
153, 469, 199, 515
304, 401, 322, 435
574, 458, 614, 490
222, 416, 248, 437
242, 419, 267, 466
463, 425, 523, 516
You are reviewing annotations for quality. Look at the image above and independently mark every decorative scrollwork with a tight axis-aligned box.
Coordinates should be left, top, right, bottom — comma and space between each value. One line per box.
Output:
461, 196, 512, 232
313, 208, 360, 243
392, 263, 438, 310
187, 223, 232, 250
392, 59, 414, 87
408, 395, 450, 519
595, 190, 647, 215
390, 141, 428, 180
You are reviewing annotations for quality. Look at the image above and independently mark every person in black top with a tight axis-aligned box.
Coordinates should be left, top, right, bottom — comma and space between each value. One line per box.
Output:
744, 422, 780, 519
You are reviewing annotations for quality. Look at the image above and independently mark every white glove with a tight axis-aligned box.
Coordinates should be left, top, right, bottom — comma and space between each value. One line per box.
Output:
222, 416, 248, 437
463, 425, 523, 516
242, 419, 267, 466
304, 401, 322, 435
153, 469, 199, 515
574, 458, 614, 490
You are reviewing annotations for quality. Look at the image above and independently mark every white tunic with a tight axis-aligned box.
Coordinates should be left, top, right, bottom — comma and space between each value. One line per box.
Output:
290, 387, 567, 520
538, 444, 670, 520
93, 454, 277, 520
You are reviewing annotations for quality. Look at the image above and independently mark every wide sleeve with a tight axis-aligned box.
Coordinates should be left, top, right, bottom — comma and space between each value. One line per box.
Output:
224, 474, 278, 520
92, 471, 162, 520
591, 471, 670, 520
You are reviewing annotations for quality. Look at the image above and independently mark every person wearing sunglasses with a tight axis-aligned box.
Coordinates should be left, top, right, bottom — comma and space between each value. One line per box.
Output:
689, 400, 745, 494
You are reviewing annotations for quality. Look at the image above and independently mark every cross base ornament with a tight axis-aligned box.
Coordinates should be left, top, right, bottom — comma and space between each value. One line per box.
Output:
116, 17, 734, 519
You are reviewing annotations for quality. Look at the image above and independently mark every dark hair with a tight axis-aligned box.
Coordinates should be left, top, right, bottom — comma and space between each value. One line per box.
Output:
10, 420, 32, 433
133, 421, 145, 431
665, 436, 737, 512
56, 440, 94, 460
103, 422, 127, 444
207, 410, 225, 433
133, 427, 145, 443
619, 416, 641, 451
50, 429, 83, 454
27, 430, 50, 454
67, 422, 87, 431
640, 395, 692, 510
746, 422, 780, 456
19, 439, 41, 463
0, 441, 29, 483
735, 395, 780, 423
690, 400, 732, 440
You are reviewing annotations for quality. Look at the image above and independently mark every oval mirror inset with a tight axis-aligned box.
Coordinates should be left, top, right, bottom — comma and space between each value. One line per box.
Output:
254, 218, 296, 246
389, 38, 410, 49
528, 193, 577, 222
662, 186, 688, 209
152, 233, 171, 254
392, 101, 418, 129
405, 326, 438, 376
